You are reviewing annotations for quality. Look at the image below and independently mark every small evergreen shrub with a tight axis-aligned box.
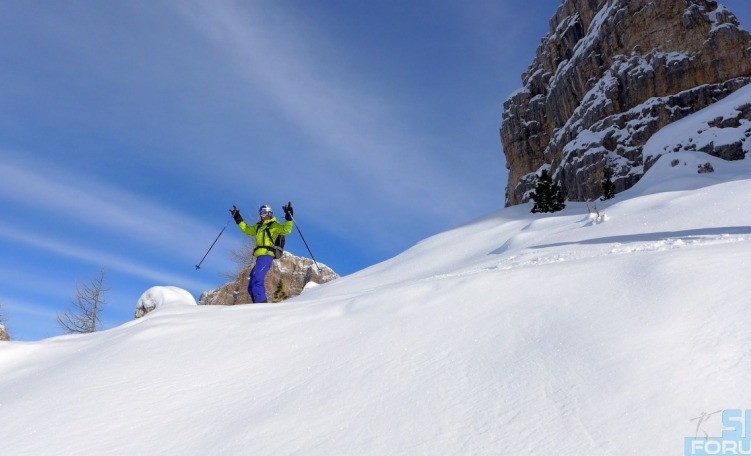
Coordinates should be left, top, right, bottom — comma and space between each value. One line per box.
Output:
697, 162, 714, 174
601, 166, 616, 201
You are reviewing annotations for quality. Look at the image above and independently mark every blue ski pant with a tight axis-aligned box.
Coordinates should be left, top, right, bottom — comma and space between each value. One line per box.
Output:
248, 255, 273, 303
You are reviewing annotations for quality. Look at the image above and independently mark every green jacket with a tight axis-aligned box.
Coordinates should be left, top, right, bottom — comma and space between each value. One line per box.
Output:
238, 217, 293, 257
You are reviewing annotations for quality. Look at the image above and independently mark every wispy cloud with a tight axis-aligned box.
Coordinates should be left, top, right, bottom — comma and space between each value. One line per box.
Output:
0, 152, 236, 290
1, 296, 58, 320
0, 155, 239, 262
0, 222, 217, 292
170, 0, 480, 232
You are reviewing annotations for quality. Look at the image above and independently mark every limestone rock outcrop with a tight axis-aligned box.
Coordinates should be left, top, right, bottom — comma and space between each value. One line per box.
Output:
199, 252, 338, 305
501, 0, 751, 205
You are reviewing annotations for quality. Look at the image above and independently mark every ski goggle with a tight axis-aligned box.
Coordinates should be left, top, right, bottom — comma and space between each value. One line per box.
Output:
259, 208, 272, 217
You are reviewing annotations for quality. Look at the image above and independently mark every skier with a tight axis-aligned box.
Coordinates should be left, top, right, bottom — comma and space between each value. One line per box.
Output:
229, 202, 294, 303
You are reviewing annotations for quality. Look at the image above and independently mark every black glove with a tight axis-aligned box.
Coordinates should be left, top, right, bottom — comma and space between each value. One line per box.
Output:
230, 205, 244, 224
282, 201, 293, 221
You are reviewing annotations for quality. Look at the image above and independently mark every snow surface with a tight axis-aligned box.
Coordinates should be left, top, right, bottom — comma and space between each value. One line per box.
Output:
1, 150, 751, 454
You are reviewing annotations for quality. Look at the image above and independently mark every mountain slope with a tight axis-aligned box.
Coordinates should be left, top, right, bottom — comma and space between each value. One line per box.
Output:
1, 149, 749, 454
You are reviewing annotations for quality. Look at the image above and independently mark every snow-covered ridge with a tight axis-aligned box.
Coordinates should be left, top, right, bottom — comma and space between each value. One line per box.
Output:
643, 83, 751, 165
2, 150, 749, 454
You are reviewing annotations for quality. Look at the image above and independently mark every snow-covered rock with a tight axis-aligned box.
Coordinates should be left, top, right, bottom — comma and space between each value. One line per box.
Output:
501, 0, 751, 205
643, 82, 751, 168
198, 251, 338, 305
134, 286, 197, 318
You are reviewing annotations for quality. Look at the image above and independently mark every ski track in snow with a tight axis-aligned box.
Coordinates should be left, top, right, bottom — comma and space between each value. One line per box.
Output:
428, 224, 751, 281
500, 230, 751, 269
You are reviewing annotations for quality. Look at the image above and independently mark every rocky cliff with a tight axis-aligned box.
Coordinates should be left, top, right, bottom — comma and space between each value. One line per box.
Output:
0, 325, 8, 341
198, 252, 339, 305
501, 0, 751, 206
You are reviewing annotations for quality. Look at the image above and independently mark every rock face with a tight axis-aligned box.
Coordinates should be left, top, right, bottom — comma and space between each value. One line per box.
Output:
199, 252, 339, 305
0, 325, 8, 341
501, 0, 751, 205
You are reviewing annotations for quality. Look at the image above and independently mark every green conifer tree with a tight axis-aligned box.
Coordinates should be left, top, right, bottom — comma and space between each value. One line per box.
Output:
530, 169, 566, 213
601, 166, 616, 201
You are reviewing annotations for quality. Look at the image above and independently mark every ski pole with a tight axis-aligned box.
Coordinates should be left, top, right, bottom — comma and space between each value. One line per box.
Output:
195, 220, 229, 270
291, 216, 321, 271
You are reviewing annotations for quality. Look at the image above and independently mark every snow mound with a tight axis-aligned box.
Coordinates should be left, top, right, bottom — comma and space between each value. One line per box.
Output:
302, 281, 320, 291
135, 286, 196, 318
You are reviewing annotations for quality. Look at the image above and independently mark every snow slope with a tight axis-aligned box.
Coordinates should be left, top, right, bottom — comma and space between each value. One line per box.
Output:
1, 150, 750, 455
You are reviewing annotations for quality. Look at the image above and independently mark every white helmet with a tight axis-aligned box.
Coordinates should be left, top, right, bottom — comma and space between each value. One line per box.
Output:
259, 204, 273, 217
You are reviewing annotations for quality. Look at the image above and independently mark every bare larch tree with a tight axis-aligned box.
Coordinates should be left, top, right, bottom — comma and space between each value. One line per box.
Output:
57, 268, 109, 334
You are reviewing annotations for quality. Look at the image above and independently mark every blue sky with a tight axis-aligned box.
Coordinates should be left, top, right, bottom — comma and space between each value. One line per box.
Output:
2, 1, 750, 341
